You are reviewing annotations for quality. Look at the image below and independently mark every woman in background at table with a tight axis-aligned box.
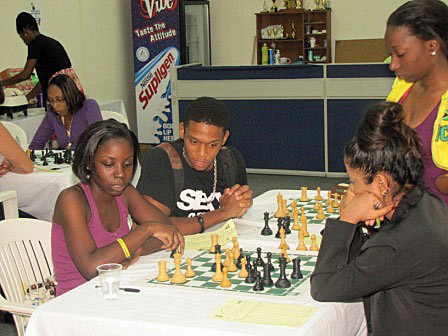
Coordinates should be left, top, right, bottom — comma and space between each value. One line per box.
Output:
52, 119, 184, 296
0, 82, 34, 176
311, 102, 448, 335
385, 0, 448, 205
29, 74, 102, 150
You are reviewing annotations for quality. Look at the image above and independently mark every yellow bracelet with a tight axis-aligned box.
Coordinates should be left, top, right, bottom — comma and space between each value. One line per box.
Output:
117, 238, 131, 259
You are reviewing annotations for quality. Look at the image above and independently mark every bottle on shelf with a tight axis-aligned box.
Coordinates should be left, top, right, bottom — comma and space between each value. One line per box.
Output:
274, 50, 281, 65
268, 48, 274, 64
262, 43, 269, 65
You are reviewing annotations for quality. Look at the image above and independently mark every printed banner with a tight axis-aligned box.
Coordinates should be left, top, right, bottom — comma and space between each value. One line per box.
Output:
131, 0, 180, 143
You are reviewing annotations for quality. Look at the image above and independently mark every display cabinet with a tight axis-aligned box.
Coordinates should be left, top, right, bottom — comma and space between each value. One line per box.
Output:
255, 9, 331, 64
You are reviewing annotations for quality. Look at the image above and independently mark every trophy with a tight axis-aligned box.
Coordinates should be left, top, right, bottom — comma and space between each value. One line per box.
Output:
263, 0, 268, 12
272, 27, 279, 39
314, 0, 323, 10
296, 0, 302, 9
270, 0, 278, 13
280, 26, 284, 38
291, 20, 296, 39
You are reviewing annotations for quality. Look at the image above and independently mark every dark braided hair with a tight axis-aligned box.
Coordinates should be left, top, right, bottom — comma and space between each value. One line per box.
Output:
387, 0, 448, 60
344, 101, 424, 199
184, 96, 230, 132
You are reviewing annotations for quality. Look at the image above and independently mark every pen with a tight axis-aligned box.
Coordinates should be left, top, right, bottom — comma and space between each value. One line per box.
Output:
95, 285, 140, 293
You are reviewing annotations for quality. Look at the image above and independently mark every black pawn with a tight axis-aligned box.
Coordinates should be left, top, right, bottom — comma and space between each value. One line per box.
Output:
42, 157, 48, 166
169, 250, 176, 258
244, 263, 255, 283
30, 150, 36, 162
275, 220, 284, 239
255, 247, 264, 266
236, 248, 244, 269
267, 252, 275, 271
284, 217, 291, 234
262, 263, 274, 287
261, 212, 273, 236
291, 257, 303, 279
252, 271, 264, 291
275, 256, 291, 288
252, 261, 258, 276
245, 255, 251, 268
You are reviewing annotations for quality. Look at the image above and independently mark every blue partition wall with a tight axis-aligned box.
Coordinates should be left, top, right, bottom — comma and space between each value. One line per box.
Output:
179, 99, 325, 171
327, 99, 384, 172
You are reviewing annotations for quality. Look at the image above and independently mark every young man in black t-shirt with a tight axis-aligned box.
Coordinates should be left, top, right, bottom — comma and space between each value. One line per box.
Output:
137, 97, 253, 235
1, 12, 72, 101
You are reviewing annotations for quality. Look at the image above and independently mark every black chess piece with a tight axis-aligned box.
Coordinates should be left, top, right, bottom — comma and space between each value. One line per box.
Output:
30, 150, 36, 162
261, 212, 273, 236
275, 219, 284, 239
267, 252, 275, 271
245, 255, 251, 268
42, 157, 48, 166
284, 216, 291, 234
291, 257, 303, 279
244, 263, 255, 284
236, 248, 244, 269
252, 271, 264, 291
262, 263, 274, 287
170, 250, 176, 258
255, 247, 265, 266
252, 261, 258, 276
275, 256, 291, 288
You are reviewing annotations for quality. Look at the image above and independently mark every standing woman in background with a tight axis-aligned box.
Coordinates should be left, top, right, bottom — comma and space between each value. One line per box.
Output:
1, 12, 83, 102
29, 74, 102, 150
385, 0, 448, 205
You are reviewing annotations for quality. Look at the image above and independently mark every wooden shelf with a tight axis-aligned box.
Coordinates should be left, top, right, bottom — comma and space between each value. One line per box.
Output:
255, 9, 331, 64
258, 39, 302, 43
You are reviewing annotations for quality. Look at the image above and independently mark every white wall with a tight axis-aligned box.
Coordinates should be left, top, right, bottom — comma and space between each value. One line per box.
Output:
209, 0, 448, 65
0, 0, 137, 131
1, 0, 447, 138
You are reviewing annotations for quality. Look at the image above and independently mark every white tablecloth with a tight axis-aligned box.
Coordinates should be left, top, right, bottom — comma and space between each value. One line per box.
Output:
0, 157, 141, 222
25, 190, 367, 336
1, 99, 128, 143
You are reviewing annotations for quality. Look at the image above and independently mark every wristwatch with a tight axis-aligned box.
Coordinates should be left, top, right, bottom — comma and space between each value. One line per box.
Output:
197, 215, 205, 233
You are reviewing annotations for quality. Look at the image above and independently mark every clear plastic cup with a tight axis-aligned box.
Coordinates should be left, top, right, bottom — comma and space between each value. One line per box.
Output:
96, 263, 122, 300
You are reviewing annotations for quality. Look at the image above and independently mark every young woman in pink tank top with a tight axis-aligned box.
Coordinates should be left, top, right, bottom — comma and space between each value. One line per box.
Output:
52, 119, 184, 295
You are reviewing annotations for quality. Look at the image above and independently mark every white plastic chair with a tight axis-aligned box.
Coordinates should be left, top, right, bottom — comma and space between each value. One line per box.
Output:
0, 190, 19, 219
1, 121, 28, 149
101, 110, 130, 127
0, 218, 54, 336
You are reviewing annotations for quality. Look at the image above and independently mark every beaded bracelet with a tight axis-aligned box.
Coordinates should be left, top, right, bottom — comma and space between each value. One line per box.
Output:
117, 238, 131, 259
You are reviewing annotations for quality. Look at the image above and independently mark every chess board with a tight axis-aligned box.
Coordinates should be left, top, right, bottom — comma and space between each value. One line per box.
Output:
146, 250, 317, 297
32, 150, 72, 170
269, 198, 340, 225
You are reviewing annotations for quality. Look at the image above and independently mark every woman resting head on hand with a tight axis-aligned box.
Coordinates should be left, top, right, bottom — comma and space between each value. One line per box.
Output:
52, 119, 184, 296
311, 101, 448, 336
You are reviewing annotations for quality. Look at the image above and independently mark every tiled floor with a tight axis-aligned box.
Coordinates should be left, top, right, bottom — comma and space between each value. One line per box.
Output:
0, 173, 347, 336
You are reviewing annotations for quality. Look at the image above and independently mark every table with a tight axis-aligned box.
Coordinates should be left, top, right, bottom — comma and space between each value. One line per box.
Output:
25, 190, 367, 336
0, 153, 141, 222
0, 99, 128, 143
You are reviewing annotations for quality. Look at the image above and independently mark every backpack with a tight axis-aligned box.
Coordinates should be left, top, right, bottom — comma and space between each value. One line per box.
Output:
156, 142, 238, 210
